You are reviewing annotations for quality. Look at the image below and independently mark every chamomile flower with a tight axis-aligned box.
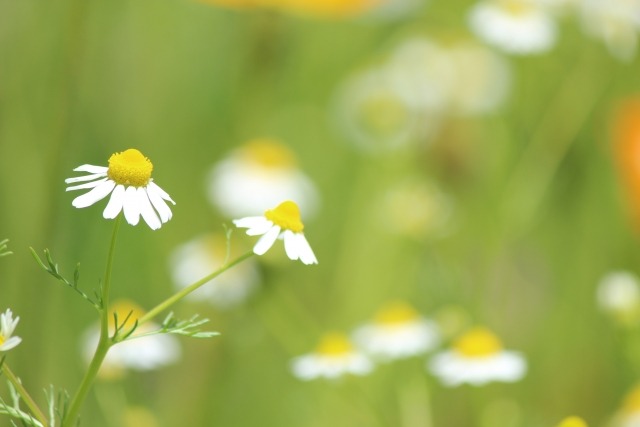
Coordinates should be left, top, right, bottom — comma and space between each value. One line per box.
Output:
352, 301, 440, 361
66, 149, 175, 230
557, 417, 588, 427
429, 326, 526, 387
170, 234, 260, 308
597, 271, 640, 326
0, 309, 21, 352
233, 200, 317, 265
611, 384, 640, 427
468, 0, 558, 55
82, 300, 180, 378
291, 332, 373, 380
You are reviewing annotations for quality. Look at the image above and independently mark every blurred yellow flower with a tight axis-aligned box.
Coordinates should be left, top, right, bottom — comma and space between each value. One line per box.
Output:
202, 0, 381, 17
291, 332, 373, 380
556, 416, 588, 427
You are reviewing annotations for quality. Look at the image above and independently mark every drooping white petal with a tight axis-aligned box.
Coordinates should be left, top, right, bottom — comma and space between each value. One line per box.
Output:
103, 185, 126, 219
65, 172, 108, 184
138, 187, 161, 230
72, 181, 116, 208
66, 177, 109, 192
233, 217, 271, 232
146, 184, 173, 223
123, 186, 142, 226
73, 164, 109, 174
283, 230, 301, 261
253, 225, 281, 255
147, 181, 175, 205
295, 233, 318, 265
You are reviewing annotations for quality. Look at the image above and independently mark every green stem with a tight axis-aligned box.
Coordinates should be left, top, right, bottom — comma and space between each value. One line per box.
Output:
2, 364, 48, 427
63, 216, 121, 427
138, 251, 254, 325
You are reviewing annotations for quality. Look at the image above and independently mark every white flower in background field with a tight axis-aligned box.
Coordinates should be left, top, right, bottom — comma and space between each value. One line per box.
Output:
208, 139, 319, 218
353, 301, 440, 361
468, 0, 558, 55
65, 149, 175, 230
429, 326, 526, 386
0, 309, 21, 352
597, 271, 640, 325
291, 332, 373, 380
579, 0, 640, 62
170, 234, 260, 308
82, 300, 180, 378
234, 200, 317, 265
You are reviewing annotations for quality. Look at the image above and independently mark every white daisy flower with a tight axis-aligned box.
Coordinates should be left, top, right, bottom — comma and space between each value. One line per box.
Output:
597, 271, 640, 325
0, 309, 22, 352
468, 0, 558, 55
82, 300, 181, 378
208, 139, 319, 219
170, 234, 260, 308
291, 332, 373, 380
233, 200, 317, 265
352, 301, 440, 361
429, 327, 526, 387
65, 148, 175, 230
556, 417, 588, 427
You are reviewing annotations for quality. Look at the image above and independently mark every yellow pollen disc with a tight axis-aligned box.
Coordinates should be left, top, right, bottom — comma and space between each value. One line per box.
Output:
623, 385, 640, 413
315, 332, 354, 356
240, 138, 297, 169
264, 201, 304, 233
107, 149, 153, 187
0, 335, 5, 346
109, 299, 146, 334
556, 417, 588, 427
453, 327, 503, 357
374, 301, 419, 326
500, 0, 533, 15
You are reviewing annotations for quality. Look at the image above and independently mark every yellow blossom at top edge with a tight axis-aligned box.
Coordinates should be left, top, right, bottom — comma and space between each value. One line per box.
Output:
107, 149, 153, 187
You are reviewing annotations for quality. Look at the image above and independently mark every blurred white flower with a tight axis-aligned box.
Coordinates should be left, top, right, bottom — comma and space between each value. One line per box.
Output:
352, 301, 440, 361
468, 0, 558, 54
611, 384, 640, 427
207, 139, 319, 218
82, 300, 181, 378
65, 149, 175, 230
291, 332, 373, 380
234, 200, 318, 265
429, 327, 526, 386
579, 0, 640, 61
170, 234, 260, 308
0, 309, 21, 352
597, 271, 640, 326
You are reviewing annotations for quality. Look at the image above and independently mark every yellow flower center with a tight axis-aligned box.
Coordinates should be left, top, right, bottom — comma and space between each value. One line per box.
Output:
556, 416, 588, 427
315, 332, 353, 356
453, 327, 503, 357
107, 149, 153, 187
109, 299, 146, 334
240, 139, 297, 169
264, 201, 304, 233
0, 335, 5, 346
374, 301, 420, 326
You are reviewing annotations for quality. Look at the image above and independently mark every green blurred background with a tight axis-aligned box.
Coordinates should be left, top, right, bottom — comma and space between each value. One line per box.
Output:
1, 0, 640, 425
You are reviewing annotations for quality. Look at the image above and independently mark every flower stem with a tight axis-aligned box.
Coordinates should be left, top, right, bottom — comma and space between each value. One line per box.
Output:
138, 251, 254, 325
63, 216, 121, 427
2, 364, 48, 427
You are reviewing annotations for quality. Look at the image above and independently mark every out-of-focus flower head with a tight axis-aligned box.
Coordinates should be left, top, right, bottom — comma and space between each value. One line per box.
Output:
291, 332, 373, 380
556, 416, 588, 427
468, 0, 558, 55
579, 0, 640, 62
82, 300, 181, 379
352, 301, 440, 361
612, 97, 640, 231
611, 384, 640, 427
170, 234, 260, 308
429, 326, 527, 386
0, 309, 21, 352
596, 271, 640, 326
124, 407, 160, 427
208, 138, 318, 219
374, 178, 453, 239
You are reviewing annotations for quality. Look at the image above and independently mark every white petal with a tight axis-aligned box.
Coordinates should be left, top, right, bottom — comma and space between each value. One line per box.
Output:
138, 187, 162, 230
72, 181, 116, 208
103, 185, 125, 219
123, 186, 141, 226
233, 217, 271, 234
295, 233, 318, 265
73, 164, 108, 173
253, 225, 281, 255
65, 172, 108, 184
283, 230, 300, 261
66, 177, 109, 192
0, 336, 21, 351
146, 184, 173, 223
147, 181, 175, 205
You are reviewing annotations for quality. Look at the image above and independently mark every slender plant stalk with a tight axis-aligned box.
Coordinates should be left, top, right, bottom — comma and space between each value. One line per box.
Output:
63, 216, 121, 427
138, 251, 254, 325
2, 364, 48, 427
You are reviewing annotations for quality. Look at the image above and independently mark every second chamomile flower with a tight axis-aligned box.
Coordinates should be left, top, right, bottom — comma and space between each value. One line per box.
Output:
233, 200, 317, 265
0, 309, 22, 352
66, 148, 175, 230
